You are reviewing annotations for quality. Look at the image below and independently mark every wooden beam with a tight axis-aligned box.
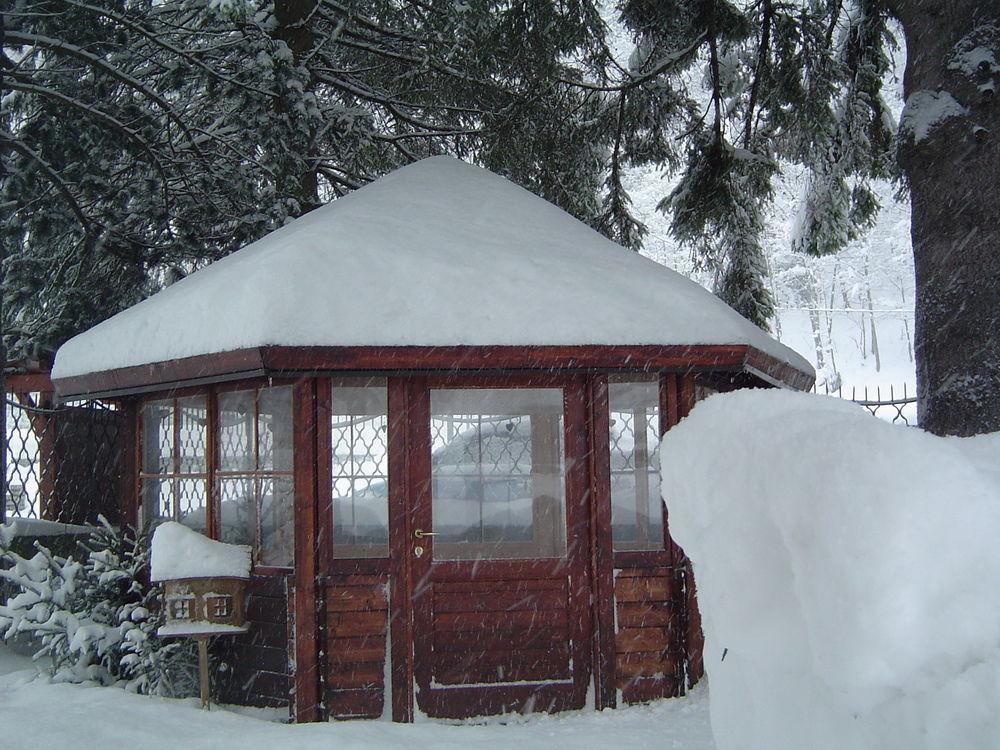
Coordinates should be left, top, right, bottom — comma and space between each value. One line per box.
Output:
292, 377, 320, 722
53, 343, 814, 400
587, 375, 616, 709
386, 378, 413, 722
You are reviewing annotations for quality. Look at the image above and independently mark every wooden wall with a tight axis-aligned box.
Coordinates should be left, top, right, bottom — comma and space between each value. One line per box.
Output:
213, 575, 292, 711
323, 574, 390, 719
613, 566, 683, 703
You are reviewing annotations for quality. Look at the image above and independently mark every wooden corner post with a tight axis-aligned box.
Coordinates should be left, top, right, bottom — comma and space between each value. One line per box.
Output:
293, 377, 321, 722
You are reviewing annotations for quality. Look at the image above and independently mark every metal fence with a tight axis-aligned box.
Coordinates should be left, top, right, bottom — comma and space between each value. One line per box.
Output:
4, 392, 125, 525
816, 383, 918, 425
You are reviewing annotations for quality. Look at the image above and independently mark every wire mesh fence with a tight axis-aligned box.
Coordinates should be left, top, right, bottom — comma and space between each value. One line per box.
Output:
4, 392, 125, 525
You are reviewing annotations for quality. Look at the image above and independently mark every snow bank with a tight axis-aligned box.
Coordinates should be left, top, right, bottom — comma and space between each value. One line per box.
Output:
150, 523, 251, 582
52, 156, 810, 381
661, 390, 1000, 750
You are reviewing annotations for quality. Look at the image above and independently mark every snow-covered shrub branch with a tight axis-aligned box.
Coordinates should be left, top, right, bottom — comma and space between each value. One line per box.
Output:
0, 518, 196, 696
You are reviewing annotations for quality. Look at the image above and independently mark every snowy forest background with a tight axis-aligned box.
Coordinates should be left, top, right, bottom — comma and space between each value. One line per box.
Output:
3, 1, 918, 392
607, 7, 914, 394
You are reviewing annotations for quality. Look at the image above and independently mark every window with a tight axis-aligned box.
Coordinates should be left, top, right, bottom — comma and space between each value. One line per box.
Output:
169, 597, 193, 620
206, 595, 232, 618
330, 379, 389, 558
217, 386, 294, 567
430, 388, 566, 561
609, 377, 665, 552
141, 397, 208, 532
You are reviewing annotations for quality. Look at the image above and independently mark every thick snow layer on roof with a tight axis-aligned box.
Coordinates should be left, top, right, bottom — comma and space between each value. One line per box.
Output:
53, 157, 811, 379
150, 522, 251, 581
662, 390, 1000, 750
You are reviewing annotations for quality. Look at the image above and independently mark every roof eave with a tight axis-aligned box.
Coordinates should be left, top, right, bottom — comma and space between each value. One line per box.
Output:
52, 344, 814, 400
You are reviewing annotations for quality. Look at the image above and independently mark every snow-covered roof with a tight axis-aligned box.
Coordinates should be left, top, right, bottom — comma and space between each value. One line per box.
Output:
52, 157, 812, 380
150, 522, 251, 581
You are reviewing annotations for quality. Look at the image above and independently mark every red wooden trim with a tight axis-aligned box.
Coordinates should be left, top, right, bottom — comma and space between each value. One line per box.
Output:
36, 393, 58, 520
262, 345, 748, 373
316, 380, 333, 579
292, 377, 320, 722
53, 344, 813, 399
562, 377, 595, 708
678, 374, 697, 420
407, 380, 434, 708
613, 550, 674, 568
587, 375, 616, 710
386, 378, 413, 722
7, 372, 53, 393
429, 559, 572, 581
205, 389, 219, 540
327, 558, 391, 576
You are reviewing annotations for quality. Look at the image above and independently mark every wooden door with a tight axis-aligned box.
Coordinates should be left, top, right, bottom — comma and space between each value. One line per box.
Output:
407, 376, 593, 719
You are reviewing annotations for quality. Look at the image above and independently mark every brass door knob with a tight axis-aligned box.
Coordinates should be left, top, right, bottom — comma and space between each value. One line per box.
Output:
414, 529, 437, 539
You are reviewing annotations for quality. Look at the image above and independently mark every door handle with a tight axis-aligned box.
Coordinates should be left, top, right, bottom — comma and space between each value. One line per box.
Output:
414, 529, 437, 539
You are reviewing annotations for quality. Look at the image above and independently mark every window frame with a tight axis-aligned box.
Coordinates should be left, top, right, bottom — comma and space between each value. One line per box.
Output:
137, 378, 297, 574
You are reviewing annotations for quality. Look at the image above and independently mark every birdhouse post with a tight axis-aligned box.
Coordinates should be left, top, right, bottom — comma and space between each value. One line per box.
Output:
151, 522, 253, 708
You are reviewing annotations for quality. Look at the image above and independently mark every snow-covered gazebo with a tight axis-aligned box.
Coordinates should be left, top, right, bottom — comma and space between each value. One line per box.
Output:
51, 157, 813, 723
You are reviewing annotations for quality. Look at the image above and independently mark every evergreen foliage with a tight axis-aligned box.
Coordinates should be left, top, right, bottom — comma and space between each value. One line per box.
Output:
0, 518, 196, 696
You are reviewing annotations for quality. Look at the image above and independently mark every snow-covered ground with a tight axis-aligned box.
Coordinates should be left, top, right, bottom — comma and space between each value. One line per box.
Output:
0, 643, 714, 750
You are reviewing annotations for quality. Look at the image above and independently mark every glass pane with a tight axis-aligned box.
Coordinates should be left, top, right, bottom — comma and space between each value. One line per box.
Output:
178, 396, 207, 474
609, 378, 665, 552
258, 386, 293, 472
259, 476, 294, 567
141, 477, 172, 528
331, 381, 389, 558
217, 476, 256, 548
430, 388, 566, 561
218, 390, 255, 472
177, 478, 208, 534
142, 400, 173, 474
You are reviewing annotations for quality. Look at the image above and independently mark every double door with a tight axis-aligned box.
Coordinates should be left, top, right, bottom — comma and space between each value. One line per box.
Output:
317, 375, 596, 721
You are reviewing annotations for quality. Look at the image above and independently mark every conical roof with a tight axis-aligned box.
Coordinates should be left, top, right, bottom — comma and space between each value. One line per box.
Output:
52, 157, 811, 381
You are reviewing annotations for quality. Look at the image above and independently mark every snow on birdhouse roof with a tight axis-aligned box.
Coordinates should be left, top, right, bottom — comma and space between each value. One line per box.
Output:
52, 156, 811, 380
150, 522, 251, 582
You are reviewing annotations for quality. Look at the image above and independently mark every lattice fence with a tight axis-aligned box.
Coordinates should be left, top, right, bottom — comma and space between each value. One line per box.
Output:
4, 392, 125, 525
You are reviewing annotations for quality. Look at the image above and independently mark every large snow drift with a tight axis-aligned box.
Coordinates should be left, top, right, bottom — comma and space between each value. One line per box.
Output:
52, 157, 810, 380
150, 522, 251, 582
661, 390, 1000, 750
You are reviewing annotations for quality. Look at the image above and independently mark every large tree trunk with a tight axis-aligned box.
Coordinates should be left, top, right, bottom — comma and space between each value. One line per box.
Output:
892, 1, 1000, 436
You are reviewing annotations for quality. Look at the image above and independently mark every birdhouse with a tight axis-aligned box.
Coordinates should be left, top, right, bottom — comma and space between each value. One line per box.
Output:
151, 522, 252, 637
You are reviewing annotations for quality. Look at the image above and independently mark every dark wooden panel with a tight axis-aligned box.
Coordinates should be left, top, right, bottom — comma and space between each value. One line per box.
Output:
416, 683, 582, 720
327, 664, 384, 689
434, 646, 570, 673
616, 627, 671, 653
327, 688, 384, 719
433, 589, 565, 613
436, 661, 571, 686
433, 578, 567, 594
615, 652, 680, 680
326, 587, 388, 612
327, 637, 387, 664
433, 609, 567, 633
614, 576, 675, 602
328, 610, 387, 638
621, 677, 677, 704
617, 601, 675, 628
433, 628, 565, 653
246, 595, 289, 624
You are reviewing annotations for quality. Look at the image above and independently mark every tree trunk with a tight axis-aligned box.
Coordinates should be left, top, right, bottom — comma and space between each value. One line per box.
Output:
892, 1, 1000, 436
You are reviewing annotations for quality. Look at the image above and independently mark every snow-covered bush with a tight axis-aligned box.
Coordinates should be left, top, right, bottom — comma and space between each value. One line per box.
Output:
0, 518, 196, 696
661, 390, 1000, 750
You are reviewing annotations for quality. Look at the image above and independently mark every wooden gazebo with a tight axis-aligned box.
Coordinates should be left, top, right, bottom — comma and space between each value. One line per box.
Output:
51, 157, 813, 722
